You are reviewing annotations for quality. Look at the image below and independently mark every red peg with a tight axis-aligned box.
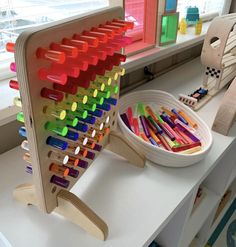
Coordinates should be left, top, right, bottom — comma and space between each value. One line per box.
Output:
99, 44, 115, 56
62, 38, 88, 52
68, 77, 90, 89
66, 58, 89, 71
36, 47, 66, 64
78, 52, 98, 66
38, 68, 67, 85
114, 53, 126, 62
82, 31, 108, 43
53, 83, 77, 95
99, 24, 123, 34
88, 48, 107, 61
9, 80, 19, 90
51, 63, 80, 78
107, 40, 122, 51
73, 34, 99, 47
106, 21, 128, 31
41, 88, 64, 102
6, 42, 15, 53
50, 42, 78, 58
113, 19, 134, 29
91, 27, 115, 39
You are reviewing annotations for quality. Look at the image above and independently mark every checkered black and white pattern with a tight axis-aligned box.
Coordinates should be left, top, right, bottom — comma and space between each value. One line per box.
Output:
205, 66, 221, 78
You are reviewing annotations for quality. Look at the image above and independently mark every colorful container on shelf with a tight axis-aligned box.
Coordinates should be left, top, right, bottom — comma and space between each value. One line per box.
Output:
118, 90, 213, 167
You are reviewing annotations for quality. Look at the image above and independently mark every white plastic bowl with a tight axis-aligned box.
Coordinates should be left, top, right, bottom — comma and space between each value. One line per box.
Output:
118, 90, 213, 167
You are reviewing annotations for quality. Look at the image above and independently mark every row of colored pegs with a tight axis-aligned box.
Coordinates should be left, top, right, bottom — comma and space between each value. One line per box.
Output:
21, 140, 103, 188
37, 52, 126, 86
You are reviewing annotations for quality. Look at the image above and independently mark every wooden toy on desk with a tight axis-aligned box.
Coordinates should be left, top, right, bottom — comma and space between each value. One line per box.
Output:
8, 7, 145, 241
212, 77, 236, 135
179, 18, 187, 34
195, 18, 203, 35
179, 14, 236, 110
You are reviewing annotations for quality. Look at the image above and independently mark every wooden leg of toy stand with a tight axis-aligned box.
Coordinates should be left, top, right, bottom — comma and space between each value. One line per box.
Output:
14, 185, 108, 240
106, 131, 146, 168
13, 183, 37, 206
55, 190, 108, 241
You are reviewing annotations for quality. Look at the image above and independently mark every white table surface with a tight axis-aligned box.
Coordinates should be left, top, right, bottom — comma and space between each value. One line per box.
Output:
0, 58, 236, 247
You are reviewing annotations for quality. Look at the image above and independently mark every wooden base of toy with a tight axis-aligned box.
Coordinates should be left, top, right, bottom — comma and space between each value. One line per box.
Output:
212, 77, 236, 135
13, 131, 145, 240
13, 184, 109, 240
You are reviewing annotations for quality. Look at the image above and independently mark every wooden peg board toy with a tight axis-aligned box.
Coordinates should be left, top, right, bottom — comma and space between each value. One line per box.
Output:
179, 13, 236, 111
7, 6, 145, 240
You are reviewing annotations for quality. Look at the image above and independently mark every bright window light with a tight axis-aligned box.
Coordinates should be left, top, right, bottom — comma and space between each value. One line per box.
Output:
0, 0, 109, 79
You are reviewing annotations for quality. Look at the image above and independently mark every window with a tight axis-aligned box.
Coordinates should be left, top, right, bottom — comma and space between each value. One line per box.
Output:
0, 0, 109, 80
177, 0, 231, 19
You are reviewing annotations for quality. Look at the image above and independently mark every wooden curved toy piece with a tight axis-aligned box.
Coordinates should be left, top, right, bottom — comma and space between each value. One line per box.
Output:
14, 184, 108, 240
56, 190, 108, 240
212, 77, 236, 135
106, 131, 146, 168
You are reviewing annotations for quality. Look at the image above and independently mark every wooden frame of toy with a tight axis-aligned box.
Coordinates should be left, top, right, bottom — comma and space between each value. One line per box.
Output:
11, 6, 145, 240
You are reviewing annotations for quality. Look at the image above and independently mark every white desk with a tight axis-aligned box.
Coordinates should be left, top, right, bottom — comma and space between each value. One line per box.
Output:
0, 58, 235, 247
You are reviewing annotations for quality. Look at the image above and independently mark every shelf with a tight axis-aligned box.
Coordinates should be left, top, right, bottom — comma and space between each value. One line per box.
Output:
209, 179, 236, 238
181, 187, 220, 247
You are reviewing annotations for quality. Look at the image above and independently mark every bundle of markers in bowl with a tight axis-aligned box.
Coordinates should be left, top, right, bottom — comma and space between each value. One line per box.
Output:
120, 103, 202, 154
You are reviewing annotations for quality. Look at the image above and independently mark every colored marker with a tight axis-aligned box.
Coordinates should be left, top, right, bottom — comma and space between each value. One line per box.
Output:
178, 111, 198, 128
148, 128, 161, 145
149, 137, 158, 146
127, 107, 134, 126
138, 103, 146, 116
139, 115, 150, 138
172, 108, 188, 125
147, 116, 163, 134
133, 118, 140, 135
157, 133, 172, 151
140, 132, 149, 142
120, 113, 132, 131
172, 142, 201, 152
